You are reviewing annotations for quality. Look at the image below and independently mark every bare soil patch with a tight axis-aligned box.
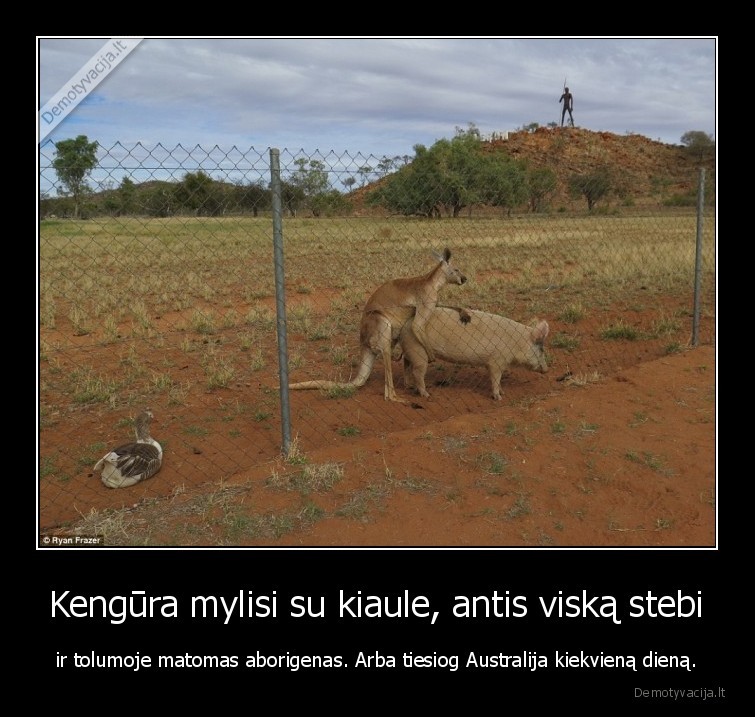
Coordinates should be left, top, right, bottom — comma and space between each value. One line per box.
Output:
41, 298, 715, 547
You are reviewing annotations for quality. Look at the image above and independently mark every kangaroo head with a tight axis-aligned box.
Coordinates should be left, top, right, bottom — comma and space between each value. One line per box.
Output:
432, 247, 467, 285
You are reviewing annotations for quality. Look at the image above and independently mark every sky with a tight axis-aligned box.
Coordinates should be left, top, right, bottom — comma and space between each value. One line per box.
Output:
38, 37, 716, 151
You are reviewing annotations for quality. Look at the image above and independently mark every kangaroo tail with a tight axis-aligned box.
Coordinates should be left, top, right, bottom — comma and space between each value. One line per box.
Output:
288, 380, 353, 390
288, 349, 375, 392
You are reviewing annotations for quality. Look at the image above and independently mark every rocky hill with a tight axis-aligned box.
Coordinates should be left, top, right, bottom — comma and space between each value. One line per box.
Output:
356, 127, 715, 212
493, 126, 712, 204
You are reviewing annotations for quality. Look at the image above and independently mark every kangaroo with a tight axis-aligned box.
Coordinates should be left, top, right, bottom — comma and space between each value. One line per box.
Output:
398, 306, 549, 400
288, 248, 468, 402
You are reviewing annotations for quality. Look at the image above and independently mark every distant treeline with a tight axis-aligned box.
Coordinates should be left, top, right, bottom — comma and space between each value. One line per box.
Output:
39, 171, 355, 220
40, 128, 715, 220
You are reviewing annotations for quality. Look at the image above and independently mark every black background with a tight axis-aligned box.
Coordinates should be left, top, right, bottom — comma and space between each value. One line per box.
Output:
37, 547, 731, 704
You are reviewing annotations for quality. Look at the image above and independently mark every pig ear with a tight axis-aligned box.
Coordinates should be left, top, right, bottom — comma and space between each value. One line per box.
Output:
531, 320, 549, 343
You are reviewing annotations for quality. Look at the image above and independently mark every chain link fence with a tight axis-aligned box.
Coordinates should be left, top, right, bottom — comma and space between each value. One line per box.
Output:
38, 138, 715, 532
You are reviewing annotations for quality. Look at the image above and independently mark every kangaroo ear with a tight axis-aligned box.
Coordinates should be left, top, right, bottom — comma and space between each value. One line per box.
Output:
443, 247, 452, 262
431, 249, 444, 263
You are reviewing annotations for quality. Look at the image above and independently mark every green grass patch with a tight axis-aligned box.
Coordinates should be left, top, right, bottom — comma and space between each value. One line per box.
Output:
267, 462, 344, 493
551, 332, 580, 350
478, 451, 508, 475
600, 321, 640, 340
325, 384, 357, 399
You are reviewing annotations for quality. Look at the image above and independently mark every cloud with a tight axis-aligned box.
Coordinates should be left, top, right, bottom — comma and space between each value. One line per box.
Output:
38, 37, 716, 155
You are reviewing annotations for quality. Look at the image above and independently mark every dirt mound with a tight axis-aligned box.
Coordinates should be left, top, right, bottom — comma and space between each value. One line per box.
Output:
491, 126, 705, 201
353, 127, 713, 211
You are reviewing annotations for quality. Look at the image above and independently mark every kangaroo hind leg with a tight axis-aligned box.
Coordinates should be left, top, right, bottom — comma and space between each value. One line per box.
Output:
365, 314, 404, 402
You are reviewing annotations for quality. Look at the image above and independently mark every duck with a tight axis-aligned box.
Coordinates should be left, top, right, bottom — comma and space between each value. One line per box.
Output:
94, 409, 163, 488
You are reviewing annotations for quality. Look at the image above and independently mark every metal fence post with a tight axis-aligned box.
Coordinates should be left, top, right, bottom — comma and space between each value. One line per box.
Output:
692, 167, 706, 347
269, 148, 292, 455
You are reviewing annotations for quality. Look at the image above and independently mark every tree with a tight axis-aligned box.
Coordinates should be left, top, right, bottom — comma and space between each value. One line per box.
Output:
412, 126, 489, 217
310, 190, 351, 217
373, 139, 471, 217
420, 135, 484, 216
357, 165, 374, 187
280, 181, 306, 217
52, 135, 99, 218
376, 156, 396, 176
231, 179, 270, 216
567, 167, 613, 211
288, 159, 332, 215
175, 171, 224, 216
365, 149, 440, 217
367, 128, 529, 217
526, 166, 558, 213
142, 184, 177, 217
650, 176, 673, 207
478, 154, 528, 217
118, 176, 137, 215
680, 131, 715, 163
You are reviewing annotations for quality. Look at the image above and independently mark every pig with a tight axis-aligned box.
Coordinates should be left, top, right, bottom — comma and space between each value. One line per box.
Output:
398, 306, 549, 400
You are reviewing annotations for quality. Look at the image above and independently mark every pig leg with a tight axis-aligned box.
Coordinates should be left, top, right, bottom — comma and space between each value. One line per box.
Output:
488, 363, 503, 401
411, 353, 431, 398
403, 356, 416, 390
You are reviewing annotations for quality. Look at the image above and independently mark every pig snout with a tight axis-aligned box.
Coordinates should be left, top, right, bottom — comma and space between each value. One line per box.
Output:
532, 346, 549, 373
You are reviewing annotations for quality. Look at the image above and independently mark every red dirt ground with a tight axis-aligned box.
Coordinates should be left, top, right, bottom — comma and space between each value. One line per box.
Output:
242, 342, 716, 547
40, 314, 715, 547
39, 128, 716, 547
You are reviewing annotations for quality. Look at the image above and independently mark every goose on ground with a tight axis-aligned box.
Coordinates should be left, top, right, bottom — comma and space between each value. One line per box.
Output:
94, 409, 163, 489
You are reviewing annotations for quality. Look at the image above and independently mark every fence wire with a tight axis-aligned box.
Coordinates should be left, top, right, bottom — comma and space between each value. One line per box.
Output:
38, 139, 716, 531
